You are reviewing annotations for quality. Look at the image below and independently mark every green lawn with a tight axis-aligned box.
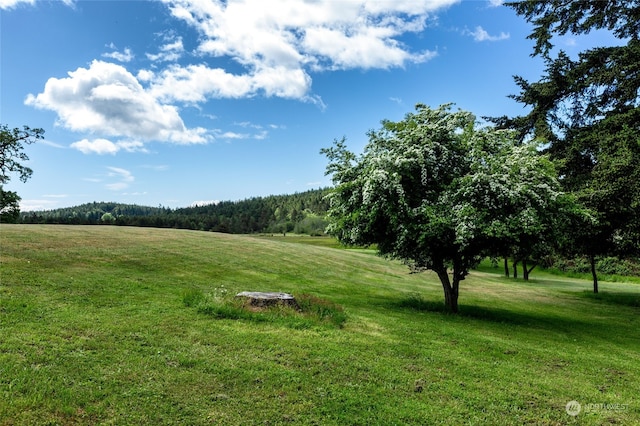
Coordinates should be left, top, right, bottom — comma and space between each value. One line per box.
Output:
1, 225, 639, 425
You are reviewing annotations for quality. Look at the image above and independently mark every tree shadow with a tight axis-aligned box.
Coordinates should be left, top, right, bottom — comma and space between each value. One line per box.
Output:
394, 294, 535, 326
578, 291, 640, 308
389, 293, 621, 335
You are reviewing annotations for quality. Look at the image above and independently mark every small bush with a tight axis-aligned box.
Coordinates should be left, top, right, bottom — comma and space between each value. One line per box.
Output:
547, 256, 640, 279
182, 288, 205, 307
296, 294, 347, 328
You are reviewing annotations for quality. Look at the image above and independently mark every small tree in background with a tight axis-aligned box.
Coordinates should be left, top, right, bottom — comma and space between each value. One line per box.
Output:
0, 125, 44, 223
322, 104, 581, 313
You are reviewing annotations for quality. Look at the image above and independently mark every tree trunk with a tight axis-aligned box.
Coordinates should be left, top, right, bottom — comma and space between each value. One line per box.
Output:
590, 254, 598, 293
435, 265, 459, 313
504, 257, 510, 278
512, 260, 518, 279
522, 258, 528, 280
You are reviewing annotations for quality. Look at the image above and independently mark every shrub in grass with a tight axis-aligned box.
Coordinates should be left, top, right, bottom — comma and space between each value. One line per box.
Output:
296, 293, 347, 328
186, 291, 346, 329
182, 288, 205, 307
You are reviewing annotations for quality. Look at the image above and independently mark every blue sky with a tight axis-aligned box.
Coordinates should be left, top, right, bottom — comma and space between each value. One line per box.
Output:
0, 0, 613, 210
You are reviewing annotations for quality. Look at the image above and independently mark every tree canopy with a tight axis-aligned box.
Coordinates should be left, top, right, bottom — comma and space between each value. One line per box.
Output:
0, 125, 44, 223
20, 189, 330, 235
496, 0, 640, 291
323, 104, 576, 313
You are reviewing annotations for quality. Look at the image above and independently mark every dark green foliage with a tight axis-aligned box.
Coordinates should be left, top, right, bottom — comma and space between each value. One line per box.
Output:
293, 214, 328, 236
323, 104, 574, 313
498, 0, 640, 291
0, 187, 21, 223
550, 256, 640, 277
505, 0, 640, 57
397, 293, 445, 313
20, 201, 168, 224
19, 188, 331, 235
0, 124, 44, 185
580, 291, 640, 308
0, 124, 44, 221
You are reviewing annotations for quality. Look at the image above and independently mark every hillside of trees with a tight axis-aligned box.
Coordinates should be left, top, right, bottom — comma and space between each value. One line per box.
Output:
19, 188, 331, 235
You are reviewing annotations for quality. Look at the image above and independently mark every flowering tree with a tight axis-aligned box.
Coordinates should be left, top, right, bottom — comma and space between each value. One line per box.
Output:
322, 104, 578, 313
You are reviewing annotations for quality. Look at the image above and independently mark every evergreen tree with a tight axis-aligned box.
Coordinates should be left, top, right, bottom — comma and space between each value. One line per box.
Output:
494, 0, 640, 291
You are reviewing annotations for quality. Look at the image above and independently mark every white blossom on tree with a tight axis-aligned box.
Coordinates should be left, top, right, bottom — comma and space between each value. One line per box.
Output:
322, 104, 579, 313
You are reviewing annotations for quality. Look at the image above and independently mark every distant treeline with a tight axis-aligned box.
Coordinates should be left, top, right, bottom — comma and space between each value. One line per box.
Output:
20, 188, 331, 235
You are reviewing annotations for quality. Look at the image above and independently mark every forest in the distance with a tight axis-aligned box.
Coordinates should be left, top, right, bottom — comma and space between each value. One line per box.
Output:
19, 188, 331, 235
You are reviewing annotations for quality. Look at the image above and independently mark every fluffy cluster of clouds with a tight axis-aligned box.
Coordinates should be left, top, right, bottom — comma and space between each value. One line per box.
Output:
22, 0, 510, 156
466, 26, 510, 42
25, 60, 209, 154
0, 0, 73, 8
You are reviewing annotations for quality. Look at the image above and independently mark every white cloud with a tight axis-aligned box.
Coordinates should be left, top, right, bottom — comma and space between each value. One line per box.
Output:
117, 140, 148, 153
147, 63, 254, 102
70, 138, 148, 155
106, 166, 134, 191
71, 138, 120, 155
466, 26, 510, 42
253, 130, 268, 140
102, 46, 134, 62
147, 37, 184, 62
0, 0, 73, 9
487, 0, 504, 7
234, 121, 262, 129
137, 69, 155, 82
24, 0, 461, 155
148, 0, 456, 103
25, 60, 209, 146
40, 139, 66, 149
0, 0, 34, 9
302, 25, 436, 70
218, 131, 249, 139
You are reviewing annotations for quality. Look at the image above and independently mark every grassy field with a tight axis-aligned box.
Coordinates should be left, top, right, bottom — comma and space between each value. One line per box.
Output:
1, 225, 639, 425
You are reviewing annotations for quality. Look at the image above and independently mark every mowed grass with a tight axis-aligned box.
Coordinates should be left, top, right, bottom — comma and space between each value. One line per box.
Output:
1, 225, 639, 425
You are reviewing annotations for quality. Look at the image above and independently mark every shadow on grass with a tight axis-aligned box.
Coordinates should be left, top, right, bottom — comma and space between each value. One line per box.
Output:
390, 293, 620, 336
394, 294, 533, 325
579, 291, 640, 308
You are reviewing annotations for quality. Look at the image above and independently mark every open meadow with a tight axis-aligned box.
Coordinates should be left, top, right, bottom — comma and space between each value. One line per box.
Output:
1, 225, 639, 425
